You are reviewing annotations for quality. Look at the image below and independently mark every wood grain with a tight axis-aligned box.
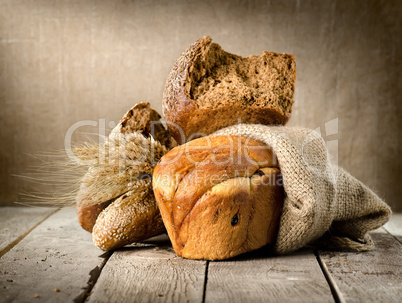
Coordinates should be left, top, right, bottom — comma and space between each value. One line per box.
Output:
87, 234, 206, 303
1, 208, 401, 303
318, 228, 402, 303
0, 206, 56, 256
0, 208, 108, 303
205, 247, 334, 303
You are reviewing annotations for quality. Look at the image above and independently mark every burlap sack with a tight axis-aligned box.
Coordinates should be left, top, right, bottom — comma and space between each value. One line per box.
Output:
214, 124, 392, 254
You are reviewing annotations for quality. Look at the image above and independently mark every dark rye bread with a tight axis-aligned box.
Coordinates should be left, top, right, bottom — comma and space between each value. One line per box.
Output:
163, 36, 296, 144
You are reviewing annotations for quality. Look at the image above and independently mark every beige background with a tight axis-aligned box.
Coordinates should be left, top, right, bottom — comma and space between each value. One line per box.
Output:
0, 0, 401, 211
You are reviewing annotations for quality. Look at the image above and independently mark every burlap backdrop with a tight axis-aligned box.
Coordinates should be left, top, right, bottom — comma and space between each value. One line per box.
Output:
214, 124, 391, 254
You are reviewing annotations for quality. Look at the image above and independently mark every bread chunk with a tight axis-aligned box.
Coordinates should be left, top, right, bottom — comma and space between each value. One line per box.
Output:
163, 36, 296, 144
112, 102, 176, 149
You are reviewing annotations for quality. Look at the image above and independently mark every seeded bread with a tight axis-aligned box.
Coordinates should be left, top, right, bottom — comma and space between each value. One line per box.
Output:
153, 135, 284, 260
163, 36, 296, 144
92, 184, 165, 251
76, 103, 172, 250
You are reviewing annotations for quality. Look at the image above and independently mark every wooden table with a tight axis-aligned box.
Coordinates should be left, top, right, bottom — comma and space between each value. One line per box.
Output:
0, 207, 401, 303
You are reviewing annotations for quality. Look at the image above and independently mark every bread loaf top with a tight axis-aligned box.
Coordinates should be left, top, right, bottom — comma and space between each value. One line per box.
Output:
153, 135, 284, 260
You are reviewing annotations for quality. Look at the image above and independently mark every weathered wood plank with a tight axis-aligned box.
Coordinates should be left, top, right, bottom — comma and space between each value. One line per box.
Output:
0, 206, 57, 256
0, 208, 109, 303
318, 228, 402, 303
383, 213, 402, 244
87, 234, 206, 303
205, 247, 334, 303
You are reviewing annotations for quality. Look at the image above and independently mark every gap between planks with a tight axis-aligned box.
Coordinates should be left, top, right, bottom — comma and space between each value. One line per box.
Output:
86, 234, 207, 303
0, 207, 60, 258
201, 261, 210, 303
203, 247, 334, 303
73, 250, 113, 303
317, 227, 402, 303
1, 209, 401, 303
315, 251, 346, 303
0, 208, 110, 303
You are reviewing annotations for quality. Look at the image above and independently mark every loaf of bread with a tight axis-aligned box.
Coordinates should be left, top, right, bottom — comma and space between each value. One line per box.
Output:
92, 183, 165, 251
163, 36, 296, 144
76, 102, 174, 250
153, 135, 284, 260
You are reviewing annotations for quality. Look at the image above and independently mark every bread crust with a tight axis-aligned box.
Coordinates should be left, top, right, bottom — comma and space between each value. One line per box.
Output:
163, 36, 295, 144
169, 104, 291, 143
92, 187, 165, 251
76, 103, 172, 249
76, 187, 113, 233
113, 102, 176, 149
153, 135, 284, 260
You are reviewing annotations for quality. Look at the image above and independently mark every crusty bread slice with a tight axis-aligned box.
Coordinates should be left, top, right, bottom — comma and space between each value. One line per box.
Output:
163, 36, 296, 144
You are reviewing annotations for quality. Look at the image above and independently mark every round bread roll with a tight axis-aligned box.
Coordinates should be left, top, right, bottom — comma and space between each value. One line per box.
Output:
153, 135, 284, 260
163, 36, 296, 144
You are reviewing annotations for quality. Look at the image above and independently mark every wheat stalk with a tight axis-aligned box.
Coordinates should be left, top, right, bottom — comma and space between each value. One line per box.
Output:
16, 131, 167, 208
